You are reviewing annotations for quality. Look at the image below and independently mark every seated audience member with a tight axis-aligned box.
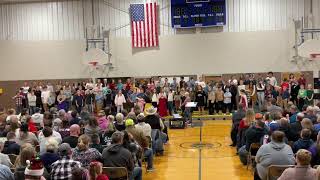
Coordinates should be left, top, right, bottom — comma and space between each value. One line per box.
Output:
53, 109, 67, 131
40, 138, 60, 172
90, 134, 103, 153
304, 106, 317, 123
58, 118, 70, 139
6, 109, 16, 124
2, 131, 20, 155
71, 167, 89, 180
239, 120, 267, 165
135, 113, 152, 138
16, 123, 38, 146
24, 157, 46, 180
301, 118, 317, 141
14, 145, 36, 179
230, 104, 246, 147
79, 107, 90, 122
31, 107, 43, 127
62, 124, 80, 148
267, 98, 283, 115
102, 131, 142, 180
125, 119, 154, 171
89, 161, 109, 180
114, 113, 126, 131
288, 113, 304, 142
51, 143, 81, 179
25, 115, 38, 134
0, 164, 14, 180
84, 116, 101, 138
278, 149, 317, 180
127, 112, 137, 124
308, 132, 320, 166
125, 119, 148, 148
38, 121, 62, 144
255, 131, 295, 180
39, 127, 59, 155
69, 111, 80, 125
314, 116, 320, 133
97, 110, 108, 132
268, 112, 281, 132
289, 105, 299, 123
72, 134, 102, 167
278, 118, 291, 139
0, 142, 13, 167
293, 129, 314, 153
42, 111, 53, 128
101, 116, 116, 146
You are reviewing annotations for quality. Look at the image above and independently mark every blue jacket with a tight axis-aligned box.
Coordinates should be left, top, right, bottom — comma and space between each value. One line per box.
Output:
293, 138, 314, 153
289, 112, 298, 123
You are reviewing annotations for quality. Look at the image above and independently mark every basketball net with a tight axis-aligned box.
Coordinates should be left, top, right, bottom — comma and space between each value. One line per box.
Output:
88, 61, 101, 78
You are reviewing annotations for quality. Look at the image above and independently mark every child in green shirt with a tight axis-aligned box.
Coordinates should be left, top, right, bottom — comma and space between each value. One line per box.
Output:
297, 84, 307, 110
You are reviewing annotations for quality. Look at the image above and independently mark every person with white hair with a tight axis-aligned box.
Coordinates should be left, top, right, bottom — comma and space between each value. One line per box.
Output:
40, 138, 60, 172
114, 113, 126, 131
53, 109, 66, 132
304, 106, 317, 123
135, 113, 152, 137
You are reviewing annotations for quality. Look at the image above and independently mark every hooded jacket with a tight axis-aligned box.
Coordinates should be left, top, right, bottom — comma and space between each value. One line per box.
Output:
102, 144, 134, 175
245, 126, 267, 151
255, 141, 295, 180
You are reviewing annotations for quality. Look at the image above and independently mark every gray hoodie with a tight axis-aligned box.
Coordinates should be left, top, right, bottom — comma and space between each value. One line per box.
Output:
255, 141, 295, 180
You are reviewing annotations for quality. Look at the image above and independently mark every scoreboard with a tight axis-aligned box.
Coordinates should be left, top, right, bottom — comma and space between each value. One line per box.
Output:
171, 0, 226, 28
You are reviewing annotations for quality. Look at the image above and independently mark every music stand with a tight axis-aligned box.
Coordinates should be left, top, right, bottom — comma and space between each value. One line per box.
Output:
186, 102, 197, 123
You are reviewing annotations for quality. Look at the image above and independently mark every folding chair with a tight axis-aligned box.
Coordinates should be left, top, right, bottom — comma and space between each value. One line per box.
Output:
266, 165, 294, 180
8, 154, 17, 165
246, 143, 261, 170
102, 167, 128, 180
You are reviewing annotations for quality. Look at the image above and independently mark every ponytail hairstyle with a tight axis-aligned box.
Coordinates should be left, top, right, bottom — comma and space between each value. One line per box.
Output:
77, 134, 90, 151
89, 161, 103, 180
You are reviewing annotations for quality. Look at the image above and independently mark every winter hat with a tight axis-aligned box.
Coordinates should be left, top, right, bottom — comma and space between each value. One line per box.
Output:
24, 156, 44, 177
125, 119, 134, 127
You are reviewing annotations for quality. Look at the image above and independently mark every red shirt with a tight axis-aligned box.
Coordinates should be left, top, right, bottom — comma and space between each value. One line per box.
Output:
239, 119, 250, 130
125, 82, 132, 91
298, 78, 306, 86
281, 82, 290, 92
109, 83, 116, 90
28, 120, 38, 133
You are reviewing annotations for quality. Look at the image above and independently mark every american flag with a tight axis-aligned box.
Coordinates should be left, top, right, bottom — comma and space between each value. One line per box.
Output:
130, 2, 159, 48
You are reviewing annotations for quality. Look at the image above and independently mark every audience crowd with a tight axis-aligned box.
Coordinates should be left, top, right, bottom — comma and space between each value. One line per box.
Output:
0, 72, 318, 180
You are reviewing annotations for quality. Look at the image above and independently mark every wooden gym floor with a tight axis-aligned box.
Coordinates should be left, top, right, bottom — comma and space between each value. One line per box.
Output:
143, 120, 253, 180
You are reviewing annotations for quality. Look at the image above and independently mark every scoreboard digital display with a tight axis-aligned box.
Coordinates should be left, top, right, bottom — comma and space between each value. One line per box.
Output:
171, 0, 226, 28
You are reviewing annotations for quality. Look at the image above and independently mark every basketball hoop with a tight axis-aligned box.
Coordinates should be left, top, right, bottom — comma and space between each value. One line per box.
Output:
88, 61, 99, 70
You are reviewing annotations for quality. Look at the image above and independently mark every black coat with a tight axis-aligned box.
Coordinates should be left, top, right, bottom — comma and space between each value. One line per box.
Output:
102, 144, 134, 175
2, 141, 20, 155
245, 126, 267, 151
145, 115, 162, 130
288, 121, 302, 142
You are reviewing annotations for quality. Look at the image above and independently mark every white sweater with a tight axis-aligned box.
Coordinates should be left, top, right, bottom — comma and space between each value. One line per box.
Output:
114, 94, 126, 106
